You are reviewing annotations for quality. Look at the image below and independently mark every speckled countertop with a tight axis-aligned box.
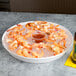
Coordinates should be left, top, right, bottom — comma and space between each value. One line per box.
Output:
0, 12, 76, 76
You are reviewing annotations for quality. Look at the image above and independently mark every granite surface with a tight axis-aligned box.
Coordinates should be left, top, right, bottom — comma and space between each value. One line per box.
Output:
0, 12, 76, 76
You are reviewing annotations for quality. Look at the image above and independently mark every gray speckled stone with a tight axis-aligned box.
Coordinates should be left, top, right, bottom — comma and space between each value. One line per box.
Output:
0, 12, 76, 76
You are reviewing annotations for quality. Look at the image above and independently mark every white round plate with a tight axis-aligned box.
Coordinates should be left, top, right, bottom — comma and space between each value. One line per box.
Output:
2, 21, 73, 63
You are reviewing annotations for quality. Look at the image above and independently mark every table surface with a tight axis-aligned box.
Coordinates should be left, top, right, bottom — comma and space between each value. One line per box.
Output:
0, 12, 76, 76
